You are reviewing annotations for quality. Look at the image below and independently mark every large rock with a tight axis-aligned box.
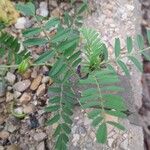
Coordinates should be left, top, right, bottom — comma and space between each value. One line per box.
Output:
13, 80, 31, 92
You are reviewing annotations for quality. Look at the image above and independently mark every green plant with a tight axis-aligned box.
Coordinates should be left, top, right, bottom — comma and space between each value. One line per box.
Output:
1, 1, 150, 150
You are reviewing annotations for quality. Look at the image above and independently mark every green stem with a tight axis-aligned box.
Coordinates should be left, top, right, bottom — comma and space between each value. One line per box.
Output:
94, 76, 106, 123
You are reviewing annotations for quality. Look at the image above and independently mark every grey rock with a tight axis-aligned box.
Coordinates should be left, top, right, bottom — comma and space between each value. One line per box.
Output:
5, 122, 18, 133
5, 72, 16, 85
13, 80, 31, 92
33, 132, 47, 142
37, 141, 45, 150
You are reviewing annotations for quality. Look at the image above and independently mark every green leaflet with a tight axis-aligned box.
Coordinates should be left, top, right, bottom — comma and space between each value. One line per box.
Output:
136, 34, 144, 50
92, 116, 103, 127
16, 2, 35, 17
104, 97, 126, 111
77, 1, 88, 14
62, 114, 73, 125
61, 123, 71, 134
101, 85, 124, 92
44, 18, 60, 30
23, 27, 42, 37
34, 50, 55, 64
126, 36, 133, 53
45, 105, 60, 112
117, 60, 130, 76
0, 32, 29, 65
114, 38, 121, 58
88, 109, 101, 119
128, 56, 143, 72
64, 12, 73, 27
147, 30, 150, 45
47, 114, 60, 125
107, 121, 125, 131
51, 29, 71, 43
106, 110, 127, 118
82, 88, 98, 97
49, 58, 65, 77
96, 123, 107, 144
23, 38, 48, 47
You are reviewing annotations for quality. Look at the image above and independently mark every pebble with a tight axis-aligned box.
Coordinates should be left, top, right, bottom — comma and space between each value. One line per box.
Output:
30, 75, 42, 90
23, 104, 35, 114
22, 69, 31, 79
19, 93, 31, 104
33, 132, 47, 142
14, 107, 24, 115
6, 92, 14, 102
42, 76, 50, 84
15, 17, 31, 29
13, 80, 31, 92
5, 122, 17, 133
50, 0, 58, 7
7, 144, 21, 150
51, 8, 62, 17
0, 130, 10, 140
37, 141, 45, 150
31, 68, 38, 78
5, 72, 16, 85
0, 146, 4, 150
0, 81, 6, 97
36, 84, 46, 97
13, 91, 21, 99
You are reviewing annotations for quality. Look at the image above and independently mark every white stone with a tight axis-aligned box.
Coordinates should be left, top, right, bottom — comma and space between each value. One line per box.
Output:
15, 17, 31, 29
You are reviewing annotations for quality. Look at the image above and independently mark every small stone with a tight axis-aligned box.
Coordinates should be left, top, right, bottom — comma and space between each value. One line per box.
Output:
13, 91, 21, 99
37, 141, 45, 150
36, 84, 46, 97
5, 72, 16, 84
5, 123, 17, 133
15, 17, 31, 29
51, 8, 62, 17
0, 81, 6, 97
31, 68, 38, 78
14, 107, 23, 115
23, 104, 35, 114
0, 146, 4, 150
22, 69, 31, 79
6, 92, 14, 102
37, 2, 48, 17
7, 144, 21, 150
42, 76, 50, 83
0, 131, 10, 140
13, 80, 31, 92
19, 93, 31, 104
50, 0, 58, 7
30, 75, 42, 91
33, 132, 47, 142
38, 116, 45, 126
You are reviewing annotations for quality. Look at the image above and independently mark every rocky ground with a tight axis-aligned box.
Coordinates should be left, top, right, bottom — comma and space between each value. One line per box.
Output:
0, 0, 148, 150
